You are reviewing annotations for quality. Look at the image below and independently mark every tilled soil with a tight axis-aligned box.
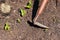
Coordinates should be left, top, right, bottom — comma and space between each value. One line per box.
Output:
0, 0, 60, 40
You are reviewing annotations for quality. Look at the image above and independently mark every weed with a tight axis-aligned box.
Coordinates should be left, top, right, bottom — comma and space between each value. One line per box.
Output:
20, 8, 26, 17
4, 22, 10, 30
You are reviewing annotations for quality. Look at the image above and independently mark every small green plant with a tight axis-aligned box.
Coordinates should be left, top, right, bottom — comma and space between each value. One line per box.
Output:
17, 18, 21, 23
4, 22, 10, 30
20, 8, 26, 17
45, 29, 48, 31
43, 29, 48, 32
26, 0, 32, 9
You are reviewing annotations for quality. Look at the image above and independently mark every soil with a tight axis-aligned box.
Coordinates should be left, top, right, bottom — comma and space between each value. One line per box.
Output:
0, 0, 60, 40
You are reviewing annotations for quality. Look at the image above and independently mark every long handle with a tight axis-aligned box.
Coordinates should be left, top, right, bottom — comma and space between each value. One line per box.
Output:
34, 0, 48, 22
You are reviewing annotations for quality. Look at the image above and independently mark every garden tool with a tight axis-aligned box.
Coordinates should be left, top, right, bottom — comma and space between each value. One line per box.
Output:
33, 0, 49, 28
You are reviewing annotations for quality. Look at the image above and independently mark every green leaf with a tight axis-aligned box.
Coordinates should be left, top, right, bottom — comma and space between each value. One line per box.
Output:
20, 9, 26, 17
26, 5, 31, 9
17, 18, 21, 23
4, 22, 10, 30
44, 29, 48, 32
29, 0, 32, 4
26, 0, 32, 9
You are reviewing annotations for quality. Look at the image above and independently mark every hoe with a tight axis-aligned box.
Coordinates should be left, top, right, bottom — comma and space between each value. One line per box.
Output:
33, 0, 49, 28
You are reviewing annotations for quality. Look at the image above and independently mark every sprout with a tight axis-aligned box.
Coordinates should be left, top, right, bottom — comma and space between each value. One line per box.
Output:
20, 8, 26, 17
17, 18, 21, 23
25, 0, 32, 9
4, 22, 10, 30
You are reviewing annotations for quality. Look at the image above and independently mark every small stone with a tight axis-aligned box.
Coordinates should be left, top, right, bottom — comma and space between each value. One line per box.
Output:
1, 3, 11, 13
13, 10, 16, 13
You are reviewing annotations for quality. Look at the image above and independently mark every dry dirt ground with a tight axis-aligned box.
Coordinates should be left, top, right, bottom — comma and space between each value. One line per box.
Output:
0, 0, 60, 40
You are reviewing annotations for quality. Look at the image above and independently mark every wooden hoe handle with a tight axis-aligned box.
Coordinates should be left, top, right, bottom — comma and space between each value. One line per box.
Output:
34, 0, 48, 22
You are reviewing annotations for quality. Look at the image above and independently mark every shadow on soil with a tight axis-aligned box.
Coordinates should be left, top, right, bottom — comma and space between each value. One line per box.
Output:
0, 0, 5, 3
27, 21, 46, 29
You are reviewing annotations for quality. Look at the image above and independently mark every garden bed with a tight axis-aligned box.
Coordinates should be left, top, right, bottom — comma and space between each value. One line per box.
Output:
0, 0, 60, 40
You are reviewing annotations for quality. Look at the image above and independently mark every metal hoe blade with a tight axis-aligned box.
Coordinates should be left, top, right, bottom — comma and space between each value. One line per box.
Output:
34, 22, 49, 28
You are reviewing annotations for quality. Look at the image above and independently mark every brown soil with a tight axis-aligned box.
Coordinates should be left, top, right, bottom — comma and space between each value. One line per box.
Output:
0, 0, 60, 40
